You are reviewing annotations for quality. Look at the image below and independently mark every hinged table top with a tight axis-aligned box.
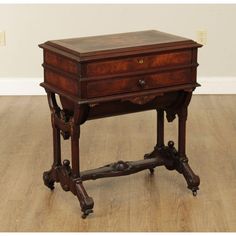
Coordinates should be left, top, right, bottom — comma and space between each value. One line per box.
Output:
39, 30, 201, 61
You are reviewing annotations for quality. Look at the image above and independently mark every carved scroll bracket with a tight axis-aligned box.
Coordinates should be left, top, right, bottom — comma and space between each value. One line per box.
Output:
144, 140, 200, 196
122, 94, 163, 105
165, 91, 192, 122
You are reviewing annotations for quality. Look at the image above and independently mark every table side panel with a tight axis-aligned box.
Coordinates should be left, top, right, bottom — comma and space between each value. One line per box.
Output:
44, 70, 79, 97
191, 48, 198, 83
43, 49, 81, 98
44, 50, 79, 75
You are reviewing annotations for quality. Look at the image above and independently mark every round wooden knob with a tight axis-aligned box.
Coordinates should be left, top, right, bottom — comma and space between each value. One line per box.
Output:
63, 159, 70, 166
138, 79, 146, 88
168, 141, 175, 148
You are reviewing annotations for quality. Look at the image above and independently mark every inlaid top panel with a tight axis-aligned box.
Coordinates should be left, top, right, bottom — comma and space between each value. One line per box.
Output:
40, 30, 201, 61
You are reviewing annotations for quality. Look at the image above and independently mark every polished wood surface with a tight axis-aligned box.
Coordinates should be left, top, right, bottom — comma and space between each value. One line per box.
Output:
39, 30, 201, 62
44, 30, 194, 57
0, 95, 235, 231
86, 50, 192, 77
86, 69, 192, 98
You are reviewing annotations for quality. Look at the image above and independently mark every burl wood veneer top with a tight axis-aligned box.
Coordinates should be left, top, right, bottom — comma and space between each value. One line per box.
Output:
40, 30, 200, 61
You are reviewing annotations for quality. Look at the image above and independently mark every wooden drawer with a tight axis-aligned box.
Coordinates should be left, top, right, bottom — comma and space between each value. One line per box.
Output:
44, 50, 79, 75
87, 68, 192, 98
45, 70, 79, 96
86, 50, 192, 77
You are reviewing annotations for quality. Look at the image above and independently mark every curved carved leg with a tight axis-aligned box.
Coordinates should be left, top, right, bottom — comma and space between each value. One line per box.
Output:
179, 158, 200, 196
161, 141, 200, 196
75, 180, 94, 219
176, 103, 200, 196
70, 105, 94, 218
43, 91, 62, 191
43, 169, 55, 190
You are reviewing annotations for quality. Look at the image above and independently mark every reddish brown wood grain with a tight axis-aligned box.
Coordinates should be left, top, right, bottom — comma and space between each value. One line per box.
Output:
44, 50, 79, 75
41, 30, 201, 61
45, 70, 79, 96
39, 30, 202, 218
86, 50, 192, 77
86, 69, 192, 98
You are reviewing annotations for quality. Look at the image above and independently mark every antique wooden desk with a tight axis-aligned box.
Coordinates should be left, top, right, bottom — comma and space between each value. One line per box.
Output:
39, 30, 202, 218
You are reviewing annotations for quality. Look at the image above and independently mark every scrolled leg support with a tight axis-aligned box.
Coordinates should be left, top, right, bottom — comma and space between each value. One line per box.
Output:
178, 158, 200, 196
75, 180, 94, 219
144, 153, 155, 175
165, 141, 200, 196
144, 140, 200, 195
43, 169, 55, 190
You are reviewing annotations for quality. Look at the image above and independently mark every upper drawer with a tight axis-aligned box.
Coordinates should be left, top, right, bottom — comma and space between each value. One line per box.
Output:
44, 50, 79, 75
86, 50, 192, 77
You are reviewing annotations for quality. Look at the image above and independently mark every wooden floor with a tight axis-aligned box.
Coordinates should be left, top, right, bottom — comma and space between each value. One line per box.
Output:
0, 95, 236, 232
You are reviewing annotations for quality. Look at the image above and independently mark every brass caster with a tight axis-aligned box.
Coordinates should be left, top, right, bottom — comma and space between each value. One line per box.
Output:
81, 209, 93, 219
192, 190, 197, 197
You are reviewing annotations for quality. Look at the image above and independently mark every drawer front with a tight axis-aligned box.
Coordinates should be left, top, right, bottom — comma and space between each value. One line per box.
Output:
44, 50, 79, 75
86, 50, 192, 77
87, 68, 192, 98
45, 70, 79, 96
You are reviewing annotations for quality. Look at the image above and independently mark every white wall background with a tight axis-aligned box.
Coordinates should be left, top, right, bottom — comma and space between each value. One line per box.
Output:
0, 4, 236, 94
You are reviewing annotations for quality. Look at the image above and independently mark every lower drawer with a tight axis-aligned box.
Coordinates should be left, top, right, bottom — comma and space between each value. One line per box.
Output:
86, 68, 192, 98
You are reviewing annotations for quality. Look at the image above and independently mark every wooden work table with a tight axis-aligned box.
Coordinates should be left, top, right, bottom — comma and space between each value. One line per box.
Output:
39, 30, 202, 218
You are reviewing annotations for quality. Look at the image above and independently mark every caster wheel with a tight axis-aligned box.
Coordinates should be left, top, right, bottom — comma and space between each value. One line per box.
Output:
192, 190, 197, 197
43, 171, 55, 190
49, 185, 55, 190
81, 209, 93, 219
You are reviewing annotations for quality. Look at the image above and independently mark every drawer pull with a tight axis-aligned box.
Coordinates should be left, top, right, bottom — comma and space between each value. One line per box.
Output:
137, 59, 144, 64
138, 79, 146, 88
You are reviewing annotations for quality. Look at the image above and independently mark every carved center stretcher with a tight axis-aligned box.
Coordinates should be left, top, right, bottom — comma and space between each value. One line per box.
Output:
39, 30, 202, 218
